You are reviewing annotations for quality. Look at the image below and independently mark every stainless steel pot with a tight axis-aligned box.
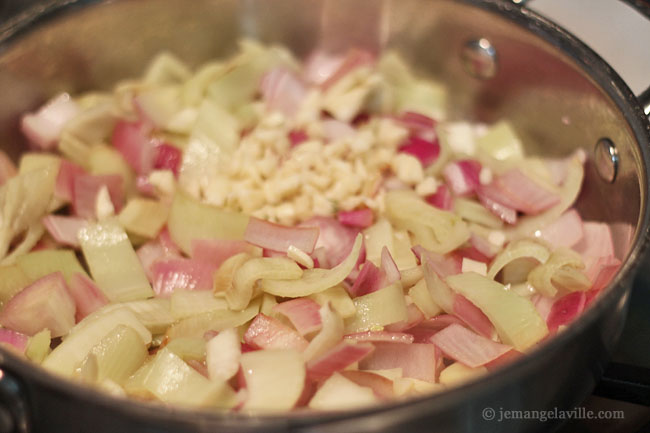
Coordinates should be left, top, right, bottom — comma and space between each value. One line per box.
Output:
0, 1, 648, 432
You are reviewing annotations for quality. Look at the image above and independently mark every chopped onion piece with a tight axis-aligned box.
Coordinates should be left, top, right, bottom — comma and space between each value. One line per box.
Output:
306, 341, 374, 381
303, 303, 344, 362
308, 372, 378, 410
381, 247, 401, 285
73, 174, 124, 219
111, 120, 155, 175
244, 313, 308, 351
359, 342, 441, 383
245, 217, 319, 254
0, 328, 29, 353
151, 257, 217, 297
431, 323, 511, 367
348, 261, 384, 297
443, 160, 481, 196
0, 272, 75, 337
206, 328, 241, 382
338, 208, 374, 228
21, 93, 80, 150
260, 67, 307, 117
438, 362, 487, 387
399, 136, 440, 167
240, 349, 305, 412
339, 370, 394, 400
273, 298, 322, 336
42, 215, 88, 248
153, 143, 182, 177
547, 291, 587, 332
535, 209, 584, 248
425, 184, 452, 211
55, 159, 86, 202
67, 272, 109, 321
190, 238, 259, 268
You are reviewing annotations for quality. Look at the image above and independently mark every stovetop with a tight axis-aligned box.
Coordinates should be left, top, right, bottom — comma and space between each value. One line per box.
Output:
530, 1, 650, 432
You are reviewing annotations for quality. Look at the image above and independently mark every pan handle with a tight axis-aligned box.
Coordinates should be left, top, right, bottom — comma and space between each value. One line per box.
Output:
0, 369, 29, 433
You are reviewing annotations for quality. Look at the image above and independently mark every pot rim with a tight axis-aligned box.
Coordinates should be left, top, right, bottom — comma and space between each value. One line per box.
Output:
0, 0, 649, 429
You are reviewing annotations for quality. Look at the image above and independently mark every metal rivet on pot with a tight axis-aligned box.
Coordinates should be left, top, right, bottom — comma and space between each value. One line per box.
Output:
594, 138, 619, 183
461, 38, 497, 80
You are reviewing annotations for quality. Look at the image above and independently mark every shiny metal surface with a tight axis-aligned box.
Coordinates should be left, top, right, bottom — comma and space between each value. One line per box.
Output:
594, 138, 620, 183
460, 38, 498, 79
0, 1, 648, 432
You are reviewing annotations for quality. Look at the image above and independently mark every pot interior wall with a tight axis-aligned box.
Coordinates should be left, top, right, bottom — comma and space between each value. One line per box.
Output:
0, 1, 645, 297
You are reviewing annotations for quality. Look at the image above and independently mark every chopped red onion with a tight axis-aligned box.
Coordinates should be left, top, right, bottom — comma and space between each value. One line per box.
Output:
399, 136, 440, 167
306, 341, 374, 381
547, 291, 587, 332
425, 185, 453, 211
273, 298, 323, 336
21, 93, 80, 150
66, 272, 109, 321
42, 215, 88, 248
260, 67, 308, 117
443, 159, 482, 197
338, 208, 374, 229
245, 217, 319, 254
151, 258, 216, 297
244, 313, 308, 351
431, 323, 511, 368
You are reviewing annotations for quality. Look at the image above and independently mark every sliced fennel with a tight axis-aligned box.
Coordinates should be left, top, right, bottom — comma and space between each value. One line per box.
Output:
130, 348, 236, 408
308, 285, 356, 319
43, 306, 151, 377
167, 297, 261, 340
167, 191, 248, 255
259, 234, 363, 297
166, 337, 207, 361
118, 198, 169, 239
78, 219, 153, 302
101, 298, 174, 334
78, 324, 147, 385
345, 282, 408, 333
0, 166, 57, 260
170, 290, 229, 320
409, 278, 442, 319
16, 249, 87, 283
487, 239, 550, 280
385, 190, 469, 254
227, 257, 302, 310
446, 272, 548, 351
528, 248, 590, 297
